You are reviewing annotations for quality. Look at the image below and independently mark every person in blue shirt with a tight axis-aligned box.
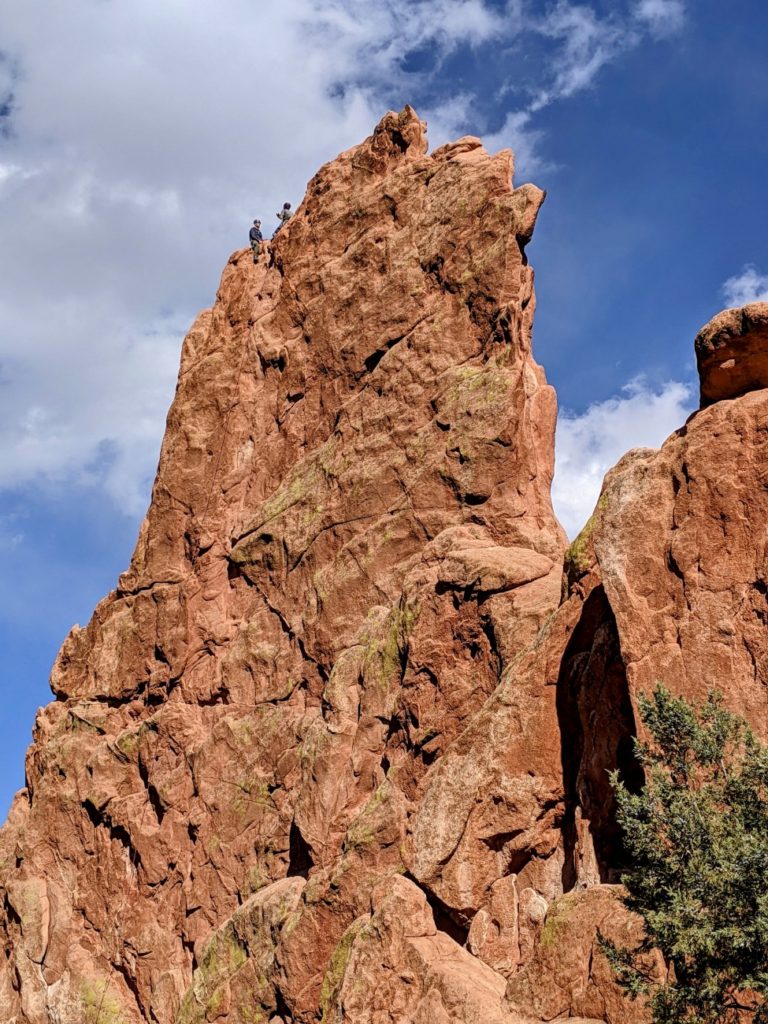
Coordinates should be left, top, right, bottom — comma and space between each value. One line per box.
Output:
249, 219, 263, 262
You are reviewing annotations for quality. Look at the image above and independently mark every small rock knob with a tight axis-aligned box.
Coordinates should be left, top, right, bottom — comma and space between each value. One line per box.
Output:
695, 302, 768, 407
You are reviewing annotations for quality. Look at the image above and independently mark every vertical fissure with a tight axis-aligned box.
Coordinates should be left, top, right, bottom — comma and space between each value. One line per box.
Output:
556, 585, 643, 888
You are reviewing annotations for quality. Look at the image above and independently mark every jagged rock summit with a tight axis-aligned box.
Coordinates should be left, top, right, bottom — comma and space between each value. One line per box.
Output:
2, 107, 768, 1024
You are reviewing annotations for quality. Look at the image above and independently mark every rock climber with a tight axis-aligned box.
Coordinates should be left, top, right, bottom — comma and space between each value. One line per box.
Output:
249, 219, 263, 262
274, 202, 292, 236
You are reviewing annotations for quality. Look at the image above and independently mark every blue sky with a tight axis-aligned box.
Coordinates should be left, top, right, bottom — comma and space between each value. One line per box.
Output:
1, 0, 767, 818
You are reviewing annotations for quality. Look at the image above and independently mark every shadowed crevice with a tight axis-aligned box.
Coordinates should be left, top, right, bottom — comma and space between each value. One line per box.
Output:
288, 820, 314, 879
556, 585, 643, 888
404, 872, 470, 946
82, 799, 143, 870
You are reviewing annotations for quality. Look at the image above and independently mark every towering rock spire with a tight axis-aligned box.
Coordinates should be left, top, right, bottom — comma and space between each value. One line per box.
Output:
0, 108, 567, 1023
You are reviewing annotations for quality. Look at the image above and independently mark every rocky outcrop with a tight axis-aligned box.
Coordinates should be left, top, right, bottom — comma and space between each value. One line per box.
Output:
2, 108, 768, 1024
0, 108, 569, 1024
696, 301, 768, 406
555, 302, 768, 898
583, 388, 768, 737
505, 887, 664, 1024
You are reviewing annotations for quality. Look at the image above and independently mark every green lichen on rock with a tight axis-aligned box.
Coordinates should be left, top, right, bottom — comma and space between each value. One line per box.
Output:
178, 879, 306, 1023
238, 1009, 267, 1024
458, 236, 506, 282
344, 780, 391, 851
316, 435, 350, 483
361, 600, 420, 694
565, 518, 595, 575
241, 852, 276, 898
255, 460, 322, 530
80, 979, 127, 1024
67, 707, 106, 735
230, 452, 327, 568
229, 774, 272, 822
539, 893, 578, 949
435, 359, 513, 441
114, 731, 140, 758
230, 1009, 266, 1024
114, 719, 156, 759
177, 926, 249, 1024
247, 866, 270, 899
230, 432, 360, 565
319, 916, 369, 1024
299, 719, 331, 775
565, 493, 606, 577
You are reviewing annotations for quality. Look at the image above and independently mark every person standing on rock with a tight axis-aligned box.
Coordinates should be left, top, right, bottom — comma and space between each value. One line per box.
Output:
249, 219, 263, 262
274, 202, 292, 236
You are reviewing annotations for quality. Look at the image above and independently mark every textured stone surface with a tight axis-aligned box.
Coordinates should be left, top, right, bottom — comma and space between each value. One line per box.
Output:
4, 106, 768, 1024
322, 876, 515, 1024
696, 301, 768, 406
506, 887, 663, 1024
591, 392, 768, 735
558, 352, 768, 893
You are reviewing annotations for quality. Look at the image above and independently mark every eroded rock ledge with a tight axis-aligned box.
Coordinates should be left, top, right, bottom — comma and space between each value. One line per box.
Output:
2, 109, 767, 1024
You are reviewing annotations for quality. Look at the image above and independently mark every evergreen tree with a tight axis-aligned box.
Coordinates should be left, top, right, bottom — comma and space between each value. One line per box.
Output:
603, 685, 768, 1023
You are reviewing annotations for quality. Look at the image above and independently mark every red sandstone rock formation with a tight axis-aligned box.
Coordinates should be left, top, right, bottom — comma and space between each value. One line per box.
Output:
0, 108, 569, 1024
2, 108, 767, 1024
696, 301, 768, 406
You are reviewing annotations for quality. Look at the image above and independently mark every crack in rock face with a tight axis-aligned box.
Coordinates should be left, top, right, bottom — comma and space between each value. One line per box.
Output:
2, 107, 767, 1024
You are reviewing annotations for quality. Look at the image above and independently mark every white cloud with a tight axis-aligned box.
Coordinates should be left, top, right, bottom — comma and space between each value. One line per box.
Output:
489, 0, 686, 176
0, 0, 687, 516
0, 299, 183, 514
553, 377, 694, 538
530, 1, 632, 112
0, 0, 526, 514
722, 265, 768, 307
484, 109, 551, 179
634, 0, 685, 36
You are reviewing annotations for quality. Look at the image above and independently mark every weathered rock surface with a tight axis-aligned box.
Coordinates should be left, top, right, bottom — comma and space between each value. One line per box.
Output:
505, 887, 662, 1024
587, 390, 768, 737
696, 301, 768, 406
559, 307, 768, 887
3, 107, 768, 1024
0, 108, 569, 1024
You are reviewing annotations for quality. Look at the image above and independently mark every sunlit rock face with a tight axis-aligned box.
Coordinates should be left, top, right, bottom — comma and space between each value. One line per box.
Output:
2, 108, 767, 1024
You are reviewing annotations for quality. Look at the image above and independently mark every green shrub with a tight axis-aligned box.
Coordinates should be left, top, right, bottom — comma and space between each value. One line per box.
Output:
604, 685, 768, 1024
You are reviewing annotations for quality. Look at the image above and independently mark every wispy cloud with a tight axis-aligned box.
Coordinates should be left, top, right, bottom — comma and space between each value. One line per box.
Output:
483, 109, 550, 176
307, 0, 512, 59
634, 0, 686, 37
553, 377, 694, 538
0, 306, 183, 515
530, 2, 631, 113
489, 0, 687, 175
722, 265, 768, 307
